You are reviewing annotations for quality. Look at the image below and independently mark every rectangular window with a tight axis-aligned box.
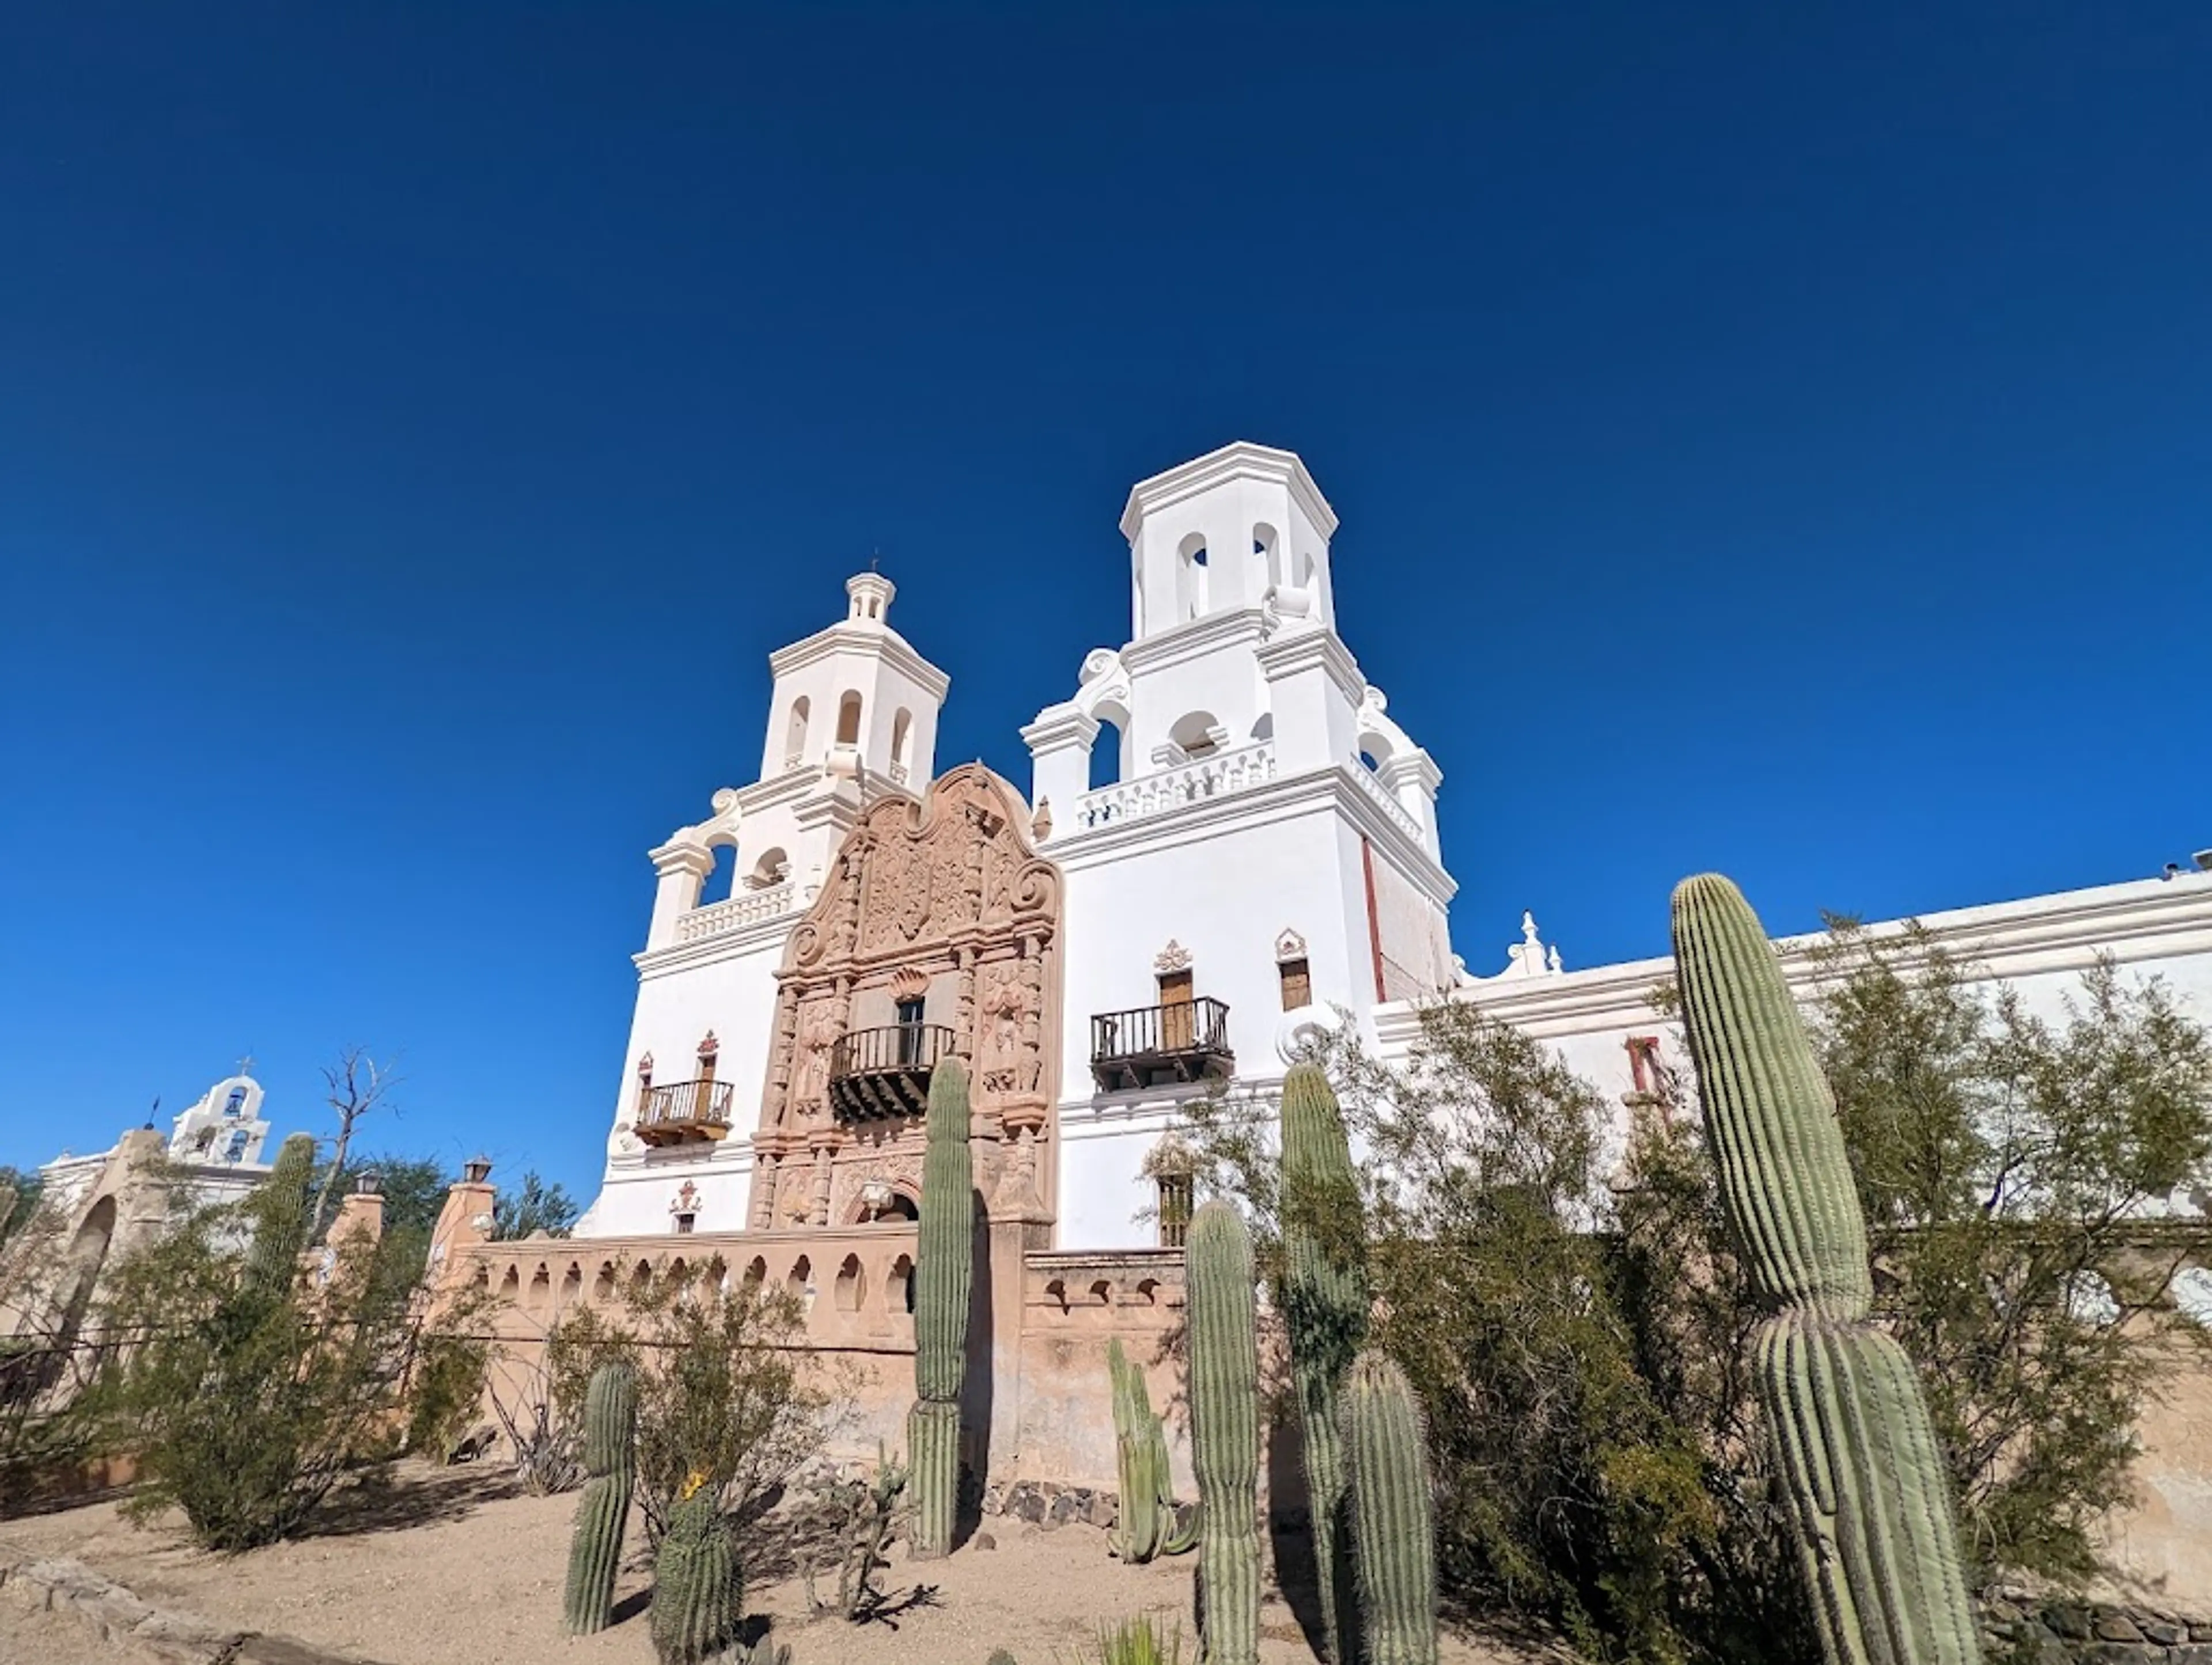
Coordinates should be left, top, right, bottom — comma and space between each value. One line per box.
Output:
674, 1212, 696, 1235
1157, 1174, 1194, 1249
1278, 957, 1312, 1011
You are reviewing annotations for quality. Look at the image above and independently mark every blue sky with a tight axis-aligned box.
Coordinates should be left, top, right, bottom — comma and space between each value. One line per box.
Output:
3, 3, 2207, 1201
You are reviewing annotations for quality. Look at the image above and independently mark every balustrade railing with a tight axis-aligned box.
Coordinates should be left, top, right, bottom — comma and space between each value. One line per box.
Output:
1090, 998, 1233, 1090
635, 1078, 736, 1143
674, 881, 798, 945
1346, 757, 1425, 844
1070, 740, 1277, 832
828, 1023, 956, 1120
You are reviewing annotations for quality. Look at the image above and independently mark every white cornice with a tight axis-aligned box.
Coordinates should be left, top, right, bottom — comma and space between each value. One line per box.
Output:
1051, 763, 1457, 909
1376, 871, 2212, 1047
1253, 624, 1366, 706
1120, 607, 1269, 676
1119, 441, 1339, 542
767, 621, 952, 701
634, 908, 803, 980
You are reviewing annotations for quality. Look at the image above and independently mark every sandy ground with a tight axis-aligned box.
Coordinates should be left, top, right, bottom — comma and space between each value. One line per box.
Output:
0, 1464, 1544, 1665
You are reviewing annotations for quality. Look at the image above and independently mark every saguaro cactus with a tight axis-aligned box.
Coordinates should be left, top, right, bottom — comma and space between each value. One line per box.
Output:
1341, 1352, 1438, 1665
1107, 1337, 1195, 1562
563, 1360, 639, 1635
244, 1132, 316, 1298
908, 1053, 975, 1558
1672, 873, 1980, 1665
1186, 1198, 1260, 1665
650, 1488, 741, 1665
1280, 1063, 1368, 1664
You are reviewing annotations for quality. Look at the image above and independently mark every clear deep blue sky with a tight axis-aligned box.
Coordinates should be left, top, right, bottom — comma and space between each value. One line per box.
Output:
3, 4, 2207, 1200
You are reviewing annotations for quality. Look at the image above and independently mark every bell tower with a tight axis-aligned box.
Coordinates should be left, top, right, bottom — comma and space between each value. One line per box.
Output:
759, 572, 947, 790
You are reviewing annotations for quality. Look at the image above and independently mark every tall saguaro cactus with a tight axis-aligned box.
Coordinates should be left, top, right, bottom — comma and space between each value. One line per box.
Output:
1280, 1063, 1369, 1664
1186, 1199, 1260, 1665
1672, 873, 1980, 1665
244, 1132, 317, 1299
908, 1053, 975, 1558
563, 1361, 639, 1635
1341, 1352, 1438, 1665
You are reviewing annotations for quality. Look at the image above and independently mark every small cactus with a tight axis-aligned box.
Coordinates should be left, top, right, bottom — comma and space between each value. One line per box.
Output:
1340, 1352, 1437, 1665
1185, 1199, 1259, 1665
244, 1133, 316, 1299
908, 1055, 975, 1558
1673, 873, 1980, 1665
1279, 1064, 1368, 1664
1107, 1338, 1196, 1562
563, 1361, 638, 1635
986, 1652, 1018, 1665
650, 1489, 741, 1665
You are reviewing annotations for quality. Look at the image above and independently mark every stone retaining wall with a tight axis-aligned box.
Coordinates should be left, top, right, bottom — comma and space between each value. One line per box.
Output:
1982, 1587, 2212, 1663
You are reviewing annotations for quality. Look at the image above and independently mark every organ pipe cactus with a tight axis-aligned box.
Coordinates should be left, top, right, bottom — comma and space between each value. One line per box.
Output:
1279, 1063, 1368, 1664
1107, 1337, 1195, 1561
1185, 1199, 1259, 1665
243, 1132, 316, 1299
908, 1053, 975, 1558
1672, 873, 1980, 1665
563, 1361, 638, 1636
1340, 1352, 1437, 1665
650, 1486, 741, 1665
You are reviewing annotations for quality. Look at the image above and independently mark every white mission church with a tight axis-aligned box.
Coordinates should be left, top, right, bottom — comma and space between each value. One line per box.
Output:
572, 440, 2212, 1249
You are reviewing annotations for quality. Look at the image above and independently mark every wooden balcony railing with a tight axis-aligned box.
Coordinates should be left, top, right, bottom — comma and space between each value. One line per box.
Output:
828, 1023, 956, 1121
635, 1079, 736, 1147
1090, 997, 1233, 1091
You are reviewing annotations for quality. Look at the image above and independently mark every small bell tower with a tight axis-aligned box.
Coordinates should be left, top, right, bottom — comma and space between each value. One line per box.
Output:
758, 572, 948, 789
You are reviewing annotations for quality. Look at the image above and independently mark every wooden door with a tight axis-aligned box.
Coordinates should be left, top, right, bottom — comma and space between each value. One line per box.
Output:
1158, 969, 1194, 1050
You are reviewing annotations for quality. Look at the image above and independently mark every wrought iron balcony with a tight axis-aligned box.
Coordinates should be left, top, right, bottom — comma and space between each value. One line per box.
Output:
635, 1079, 736, 1147
1090, 998, 1233, 1091
829, 1023, 957, 1121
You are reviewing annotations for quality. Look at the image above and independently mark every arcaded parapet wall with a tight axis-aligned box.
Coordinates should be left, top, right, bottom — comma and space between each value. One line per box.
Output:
447, 1231, 1206, 1495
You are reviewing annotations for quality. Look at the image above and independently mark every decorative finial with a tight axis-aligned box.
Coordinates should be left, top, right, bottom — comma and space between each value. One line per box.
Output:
1521, 910, 1540, 946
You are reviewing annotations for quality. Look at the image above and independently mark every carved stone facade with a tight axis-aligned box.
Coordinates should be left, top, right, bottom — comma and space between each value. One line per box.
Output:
747, 764, 1063, 1233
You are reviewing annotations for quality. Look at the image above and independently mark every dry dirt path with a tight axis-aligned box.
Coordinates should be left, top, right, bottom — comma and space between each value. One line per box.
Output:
0, 1465, 1541, 1665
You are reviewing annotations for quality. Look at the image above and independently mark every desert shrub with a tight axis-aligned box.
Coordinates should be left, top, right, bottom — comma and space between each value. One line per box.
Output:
87, 1168, 490, 1549
547, 1265, 851, 1543
0, 1179, 103, 1508
1184, 933, 2212, 1662
1804, 928, 2212, 1580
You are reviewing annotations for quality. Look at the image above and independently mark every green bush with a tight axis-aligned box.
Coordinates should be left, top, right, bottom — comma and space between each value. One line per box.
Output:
1182, 927, 2212, 1663
89, 1147, 489, 1549
547, 1265, 852, 1545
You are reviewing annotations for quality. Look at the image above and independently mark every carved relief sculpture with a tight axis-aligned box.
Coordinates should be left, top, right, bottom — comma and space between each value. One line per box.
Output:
747, 764, 1063, 1230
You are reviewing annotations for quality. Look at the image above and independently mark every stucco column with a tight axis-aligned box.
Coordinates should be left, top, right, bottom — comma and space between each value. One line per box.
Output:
1254, 626, 1363, 776
1377, 748, 1444, 859
1019, 705, 1097, 842
645, 841, 715, 951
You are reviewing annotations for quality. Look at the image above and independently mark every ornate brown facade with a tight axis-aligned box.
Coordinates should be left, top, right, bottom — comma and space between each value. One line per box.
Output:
747, 764, 1063, 1234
